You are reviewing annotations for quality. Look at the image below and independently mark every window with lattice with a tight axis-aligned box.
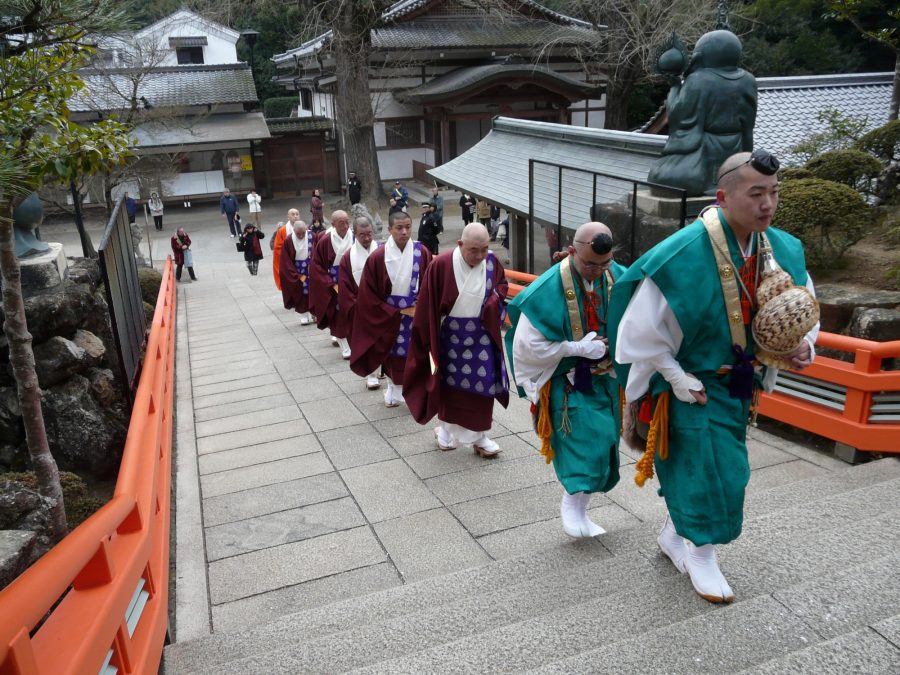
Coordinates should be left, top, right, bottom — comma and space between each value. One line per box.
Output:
384, 119, 422, 148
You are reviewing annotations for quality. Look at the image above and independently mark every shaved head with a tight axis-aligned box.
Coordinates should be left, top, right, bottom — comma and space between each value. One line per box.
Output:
573, 221, 612, 243
331, 209, 350, 235
716, 152, 753, 191
568, 221, 614, 282
461, 222, 490, 244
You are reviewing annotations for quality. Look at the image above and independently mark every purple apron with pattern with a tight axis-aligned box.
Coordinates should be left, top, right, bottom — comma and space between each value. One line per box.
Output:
439, 253, 509, 397
292, 230, 313, 295
386, 242, 423, 358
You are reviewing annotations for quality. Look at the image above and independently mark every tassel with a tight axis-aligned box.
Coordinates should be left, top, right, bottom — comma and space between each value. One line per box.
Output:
560, 388, 572, 436
573, 358, 593, 392
729, 345, 755, 400
634, 392, 669, 488
535, 381, 554, 464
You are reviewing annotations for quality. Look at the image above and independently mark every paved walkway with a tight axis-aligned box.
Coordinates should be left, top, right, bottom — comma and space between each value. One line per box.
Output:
161, 192, 849, 644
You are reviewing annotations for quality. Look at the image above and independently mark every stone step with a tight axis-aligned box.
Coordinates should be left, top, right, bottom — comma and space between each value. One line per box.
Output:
163, 458, 900, 673
346, 509, 900, 674
191, 551, 679, 675
537, 552, 900, 674
162, 540, 607, 672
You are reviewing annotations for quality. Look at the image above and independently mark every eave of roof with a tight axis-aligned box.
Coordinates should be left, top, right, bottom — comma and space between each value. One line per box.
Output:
133, 111, 270, 149
266, 117, 334, 134
428, 117, 664, 227
396, 61, 599, 105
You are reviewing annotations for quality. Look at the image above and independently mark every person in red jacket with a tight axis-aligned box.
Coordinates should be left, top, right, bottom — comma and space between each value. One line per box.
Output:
171, 227, 197, 281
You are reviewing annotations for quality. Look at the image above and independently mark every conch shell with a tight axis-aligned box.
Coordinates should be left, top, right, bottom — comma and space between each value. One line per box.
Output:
752, 234, 819, 369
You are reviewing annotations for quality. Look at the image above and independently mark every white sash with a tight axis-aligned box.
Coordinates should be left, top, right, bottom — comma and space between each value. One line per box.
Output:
350, 239, 378, 285
385, 237, 414, 294
290, 227, 309, 261
330, 227, 354, 261
449, 247, 487, 318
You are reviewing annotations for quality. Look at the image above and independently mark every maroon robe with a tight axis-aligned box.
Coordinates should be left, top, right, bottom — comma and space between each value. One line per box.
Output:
279, 235, 311, 314
349, 244, 433, 381
309, 233, 351, 338
403, 251, 509, 431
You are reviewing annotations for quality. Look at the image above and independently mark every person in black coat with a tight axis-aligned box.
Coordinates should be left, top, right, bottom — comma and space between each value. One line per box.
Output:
347, 171, 362, 205
239, 222, 265, 275
417, 201, 440, 255
459, 193, 474, 225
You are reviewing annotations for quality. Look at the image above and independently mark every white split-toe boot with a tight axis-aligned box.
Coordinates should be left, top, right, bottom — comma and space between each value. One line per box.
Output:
338, 337, 351, 359
561, 491, 606, 538
657, 514, 687, 573
684, 542, 734, 604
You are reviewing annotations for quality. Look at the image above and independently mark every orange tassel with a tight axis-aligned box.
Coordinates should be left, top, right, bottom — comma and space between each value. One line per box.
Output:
634, 391, 669, 487
536, 380, 554, 464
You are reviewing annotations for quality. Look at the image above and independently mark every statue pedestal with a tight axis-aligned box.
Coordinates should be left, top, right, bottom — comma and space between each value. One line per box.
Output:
20, 243, 68, 292
631, 190, 715, 221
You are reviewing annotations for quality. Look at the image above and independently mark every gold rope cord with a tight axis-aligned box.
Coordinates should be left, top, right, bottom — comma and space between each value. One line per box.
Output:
634, 391, 669, 487
535, 380, 554, 464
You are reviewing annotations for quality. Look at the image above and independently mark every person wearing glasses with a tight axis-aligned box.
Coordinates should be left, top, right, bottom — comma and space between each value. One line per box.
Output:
506, 222, 625, 538
609, 150, 818, 605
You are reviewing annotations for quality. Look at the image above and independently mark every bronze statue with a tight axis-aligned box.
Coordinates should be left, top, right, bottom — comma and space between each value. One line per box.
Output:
648, 29, 757, 197
13, 192, 50, 258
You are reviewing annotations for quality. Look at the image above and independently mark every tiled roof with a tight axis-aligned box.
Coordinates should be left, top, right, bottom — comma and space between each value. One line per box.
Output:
133, 112, 270, 147
371, 20, 595, 50
273, 0, 596, 65
266, 117, 334, 134
429, 117, 663, 235
754, 72, 893, 165
168, 36, 208, 47
396, 58, 598, 104
72, 63, 258, 112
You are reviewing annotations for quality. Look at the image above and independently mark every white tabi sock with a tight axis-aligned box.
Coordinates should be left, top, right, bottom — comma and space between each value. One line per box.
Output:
561, 491, 603, 538
366, 372, 380, 389
338, 337, 351, 359
576, 492, 606, 536
300, 312, 312, 325
684, 542, 734, 604
658, 513, 687, 573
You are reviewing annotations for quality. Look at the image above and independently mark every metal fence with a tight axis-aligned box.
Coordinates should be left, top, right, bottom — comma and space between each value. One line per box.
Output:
98, 197, 148, 400
527, 159, 690, 275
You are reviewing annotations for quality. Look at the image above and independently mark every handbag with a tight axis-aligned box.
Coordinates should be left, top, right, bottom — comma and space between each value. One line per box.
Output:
183, 249, 193, 266
235, 240, 244, 253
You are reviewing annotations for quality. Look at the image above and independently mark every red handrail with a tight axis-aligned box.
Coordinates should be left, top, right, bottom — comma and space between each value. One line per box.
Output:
0, 257, 177, 674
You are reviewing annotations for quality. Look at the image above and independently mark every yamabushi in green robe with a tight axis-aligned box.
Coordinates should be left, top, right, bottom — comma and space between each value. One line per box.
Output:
607, 209, 808, 545
506, 260, 627, 494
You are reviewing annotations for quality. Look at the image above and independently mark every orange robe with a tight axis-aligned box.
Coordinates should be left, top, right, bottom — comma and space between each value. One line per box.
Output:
272, 224, 290, 290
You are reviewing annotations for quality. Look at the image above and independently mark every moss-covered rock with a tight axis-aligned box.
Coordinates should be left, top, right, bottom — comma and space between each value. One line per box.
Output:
804, 149, 883, 193
138, 267, 162, 306
773, 178, 870, 268
1, 470, 106, 529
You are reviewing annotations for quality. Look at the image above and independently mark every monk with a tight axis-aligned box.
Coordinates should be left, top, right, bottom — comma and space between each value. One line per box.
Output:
310, 210, 354, 358
338, 215, 381, 390
609, 150, 817, 604
279, 218, 314, 325
404, 223, 509, 457
350, 211, 433, 407
506, 222, 625, 538
271, 208, 301, 290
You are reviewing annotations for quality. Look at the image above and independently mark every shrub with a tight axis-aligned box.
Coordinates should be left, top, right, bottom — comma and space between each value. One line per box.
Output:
856, 119, 900, 163
780, 167, 814, 181
138, 267, 162, 306
804, 149, 883, 194
773, 178, 870, 267
263, 97, 298, 119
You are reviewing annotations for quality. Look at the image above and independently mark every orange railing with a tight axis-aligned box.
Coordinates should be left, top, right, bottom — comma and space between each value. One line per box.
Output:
0, 257, 177, 674
503, 267, 899, 454
757, 333, 900, 453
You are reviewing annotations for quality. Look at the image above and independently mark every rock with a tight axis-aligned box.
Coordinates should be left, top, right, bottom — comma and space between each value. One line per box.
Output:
815, 284, 900, 333
72, 329, 105, 367
21, 281, 101, 345
0, 444, 25, 472
0, 478, 53, 567
138, 267, 163, 306
0, 530, 37, 589
87, 368, 121, 408
849, 307, 900, 342
0, 388, 23, 446
31, 336, 88, 388
66, 257, 102, 289
41, 375, 126, 478
591, 202, 679, 266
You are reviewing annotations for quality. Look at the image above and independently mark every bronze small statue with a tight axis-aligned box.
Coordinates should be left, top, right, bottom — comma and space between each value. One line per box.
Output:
13, 192, 50, 258
648, 29, 757, 197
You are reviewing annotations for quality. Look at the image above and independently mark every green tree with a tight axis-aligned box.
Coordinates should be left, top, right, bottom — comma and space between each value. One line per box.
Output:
1, 0, 133, 542
829, 0, 900, 120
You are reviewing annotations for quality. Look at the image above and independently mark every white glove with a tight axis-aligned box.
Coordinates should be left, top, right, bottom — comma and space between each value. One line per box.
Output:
567, 332, 607, 361
668, 370, 704, 403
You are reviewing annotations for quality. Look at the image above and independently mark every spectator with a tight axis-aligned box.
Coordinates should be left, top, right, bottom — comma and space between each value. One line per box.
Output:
417, 201, 440, 255
391, 180, 409, 212
490, 204, 501, 240
348, 172, 362, 205
220, 188, 240, 237
124, 192, 137, 225
388, 198, 404, 216
459, 193, 474, 225
171, 227, 197, 281
247, 189, 262, 227
310, 188, 324, 224
430, 186, 444, 232
148, 191, 164, 231
238, 222, 265, 275
310, 218, 326, 236
475, 199, 491, 228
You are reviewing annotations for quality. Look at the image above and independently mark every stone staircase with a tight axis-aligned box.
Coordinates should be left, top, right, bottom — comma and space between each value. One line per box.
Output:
163, 457, 900, 674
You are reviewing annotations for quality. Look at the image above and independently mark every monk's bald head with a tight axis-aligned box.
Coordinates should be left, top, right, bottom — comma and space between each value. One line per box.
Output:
568, 221, 614, 282
461, 222, 490, 245
458, 223, 491, 267
331, 210, 350, 235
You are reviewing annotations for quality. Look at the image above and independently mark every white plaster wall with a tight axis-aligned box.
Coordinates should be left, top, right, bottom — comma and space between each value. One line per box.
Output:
377, 148, 428, 180
424, 148, 435, 166
139, 13, 239, 66
373, 122, 387, 147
